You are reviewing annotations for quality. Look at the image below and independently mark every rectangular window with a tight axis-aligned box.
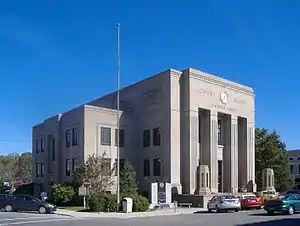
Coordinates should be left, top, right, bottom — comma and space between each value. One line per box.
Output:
101, 127, 111, 146
52, 138, 55, 161
36, 139, 40, 153
115, 129, 125, 147
298, 164, 300, 174
153, 158, 161, 176
36, 164, 40, 177
114, 158, 125, 176
72, 128, 78, 146
218, 120, 221, 142
153, 128, 161, 146
72, 157, 79, 172
144, 159, 150, 177
143, 130, 150, 147
290, 165, 294, 175
41, 137, 45, 152
66, 159, 71, 176
66, 130, 71, 148
41, 163, 44, 177
101, 158, 111, 176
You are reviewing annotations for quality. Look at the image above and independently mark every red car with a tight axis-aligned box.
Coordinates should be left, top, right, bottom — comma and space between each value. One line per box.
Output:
238, 194, 263, 210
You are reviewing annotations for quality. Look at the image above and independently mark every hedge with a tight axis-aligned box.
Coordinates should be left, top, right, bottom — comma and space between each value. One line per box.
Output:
88, 193, 149, 212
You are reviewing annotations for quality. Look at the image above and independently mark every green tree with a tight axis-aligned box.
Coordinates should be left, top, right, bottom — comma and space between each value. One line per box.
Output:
14, 152, 32, 183
255, 128, 293, 191
120, 159, 139, 194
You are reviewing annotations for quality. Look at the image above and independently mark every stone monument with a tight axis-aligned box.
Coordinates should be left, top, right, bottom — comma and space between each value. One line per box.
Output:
197, 165, 211, 195
262, 168, 275, 191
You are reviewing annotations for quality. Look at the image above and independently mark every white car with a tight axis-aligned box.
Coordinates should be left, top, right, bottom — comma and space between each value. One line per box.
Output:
207, 195, 241, 213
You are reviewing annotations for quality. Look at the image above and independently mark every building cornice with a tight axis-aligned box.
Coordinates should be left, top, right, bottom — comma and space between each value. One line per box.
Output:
84, 105, 123, 115
187, 68, 254, 96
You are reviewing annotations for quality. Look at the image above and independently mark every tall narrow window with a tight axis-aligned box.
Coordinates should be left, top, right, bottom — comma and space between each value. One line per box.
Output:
114, 159, 125, 176
290, 165, 294, 175
153, 158, 161, 176
66, 159, 71, 176
66, 130, 71, 148
72, 128, 78, 146
143, 130, 150, 147
72, 157, 79, 172
115, 129, 124, 147
101, 158, 111, 176
144, 159, 150, 177
41, 163, 45, 177
52, 138, 55, 161
36, 139, 40, 153
298, 164, 300, 174
101, 127, 111, 146
218, 120, 221, 142
36, 164, 40, 177
41, 137, 45, 152
153, 128, 161, 146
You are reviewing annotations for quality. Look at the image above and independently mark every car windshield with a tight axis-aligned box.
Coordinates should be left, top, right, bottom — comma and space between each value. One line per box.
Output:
32, 197, 42, 202
220, 195, 236, 200
276, 194, 297, 200
263, 191, 276, 195
244, 196, 256, 199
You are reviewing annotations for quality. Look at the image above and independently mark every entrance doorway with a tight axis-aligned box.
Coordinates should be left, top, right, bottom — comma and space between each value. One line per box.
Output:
218, 160, 223, 192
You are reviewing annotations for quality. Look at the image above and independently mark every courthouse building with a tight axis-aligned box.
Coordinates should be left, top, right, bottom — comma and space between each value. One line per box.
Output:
287, 149, 300, 190
32, 68, 256, 196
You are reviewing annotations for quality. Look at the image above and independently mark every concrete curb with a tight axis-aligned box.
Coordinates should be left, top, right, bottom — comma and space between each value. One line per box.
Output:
54, 210, 194, 219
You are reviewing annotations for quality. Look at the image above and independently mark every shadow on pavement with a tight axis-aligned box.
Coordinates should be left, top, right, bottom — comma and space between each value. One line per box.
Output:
237, 218, 300, 226
250, 212, 296, 216
193, 210, 213, 214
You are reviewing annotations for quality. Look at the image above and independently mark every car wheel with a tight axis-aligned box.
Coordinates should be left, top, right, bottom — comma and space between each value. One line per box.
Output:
216, 206, 220, 213
38, 206, 47, 214
287, 206, 294, 215
267, 210, 274, 215
5, 204, 13, 212
235, 209, 239, 212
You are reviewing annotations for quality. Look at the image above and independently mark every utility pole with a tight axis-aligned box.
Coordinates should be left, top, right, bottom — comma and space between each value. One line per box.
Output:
116, 23, 121, 211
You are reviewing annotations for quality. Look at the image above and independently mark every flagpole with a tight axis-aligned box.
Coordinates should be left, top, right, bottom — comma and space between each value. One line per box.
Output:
116, 23, 121, 210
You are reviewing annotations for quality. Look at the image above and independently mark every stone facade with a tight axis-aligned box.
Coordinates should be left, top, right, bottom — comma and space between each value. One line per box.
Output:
287, 149, 300, 189
32, 68, 256, 196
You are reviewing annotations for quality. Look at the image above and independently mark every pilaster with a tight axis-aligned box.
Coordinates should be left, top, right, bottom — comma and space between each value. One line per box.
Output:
209, 110, 218, 193
231, 116, 238, 193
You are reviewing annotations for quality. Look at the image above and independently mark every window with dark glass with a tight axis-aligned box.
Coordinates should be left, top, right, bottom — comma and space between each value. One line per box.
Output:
143, 130, 150, 147
153, 158, 161, 176
115, 129, 124, 147
66, 159, 71, 176
218, 120, 221, 142
36, 139, 40, 153
114, 158, 125, 176
290, 165, 294, 175
52, 138, 55, 161
101, 158, 111, 176
153, 128, 161, 146
72, 157, 79, 172
298, 164, 300, 174
143, 159, 150, 177
41, 163, 44, 177
41, 137, 45, 152
72, 128, 78, 146
66, 130, 71, 148
101, 127, 111, 146
36, 163, 40, 177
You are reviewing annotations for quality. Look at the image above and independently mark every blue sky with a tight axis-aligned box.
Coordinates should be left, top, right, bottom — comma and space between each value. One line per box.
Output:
0, 0, 299, 154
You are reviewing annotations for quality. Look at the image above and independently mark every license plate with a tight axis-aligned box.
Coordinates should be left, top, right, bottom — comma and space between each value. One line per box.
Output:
251, 200, 255, 202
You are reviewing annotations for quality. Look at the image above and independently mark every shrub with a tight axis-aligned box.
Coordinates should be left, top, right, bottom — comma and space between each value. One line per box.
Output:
122, 193, 149, 212
51, 184, 76, 205
88, 193, 117, 212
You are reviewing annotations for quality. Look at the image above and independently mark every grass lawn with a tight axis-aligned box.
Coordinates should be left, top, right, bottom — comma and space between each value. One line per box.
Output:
57, 206, 87, 212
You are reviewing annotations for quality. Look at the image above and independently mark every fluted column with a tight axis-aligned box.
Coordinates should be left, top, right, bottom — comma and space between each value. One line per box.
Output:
209, 110, 218, 193
231, 116, 238, 193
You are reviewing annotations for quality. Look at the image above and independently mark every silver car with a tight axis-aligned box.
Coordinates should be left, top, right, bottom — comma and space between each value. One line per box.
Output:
207, 195, 241, 212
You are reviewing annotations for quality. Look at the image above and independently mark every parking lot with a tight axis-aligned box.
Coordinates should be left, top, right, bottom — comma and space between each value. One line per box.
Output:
0, 209, 299, 226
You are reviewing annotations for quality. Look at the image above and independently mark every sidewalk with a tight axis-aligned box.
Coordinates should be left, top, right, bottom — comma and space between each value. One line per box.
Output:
55, 207, 203, 219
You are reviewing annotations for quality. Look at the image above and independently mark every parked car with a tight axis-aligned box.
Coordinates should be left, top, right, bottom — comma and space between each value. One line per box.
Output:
259, 190, 277, 203
207, 195, 241, 213
237, 194, 263, 210
264, 193, 300, 215
285, 190, 300, 194
1, 194, 56, 214
0, 194, 13, 209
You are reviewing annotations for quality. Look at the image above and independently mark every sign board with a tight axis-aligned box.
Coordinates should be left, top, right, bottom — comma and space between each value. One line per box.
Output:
3, 182, 9, 188
151, 182, 172, 205
40, 192, 48, 201
82, 179, 91, 188
79, 186, 89, 196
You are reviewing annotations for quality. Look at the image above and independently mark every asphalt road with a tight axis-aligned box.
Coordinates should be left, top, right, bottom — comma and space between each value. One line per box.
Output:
0, 210, 300, 226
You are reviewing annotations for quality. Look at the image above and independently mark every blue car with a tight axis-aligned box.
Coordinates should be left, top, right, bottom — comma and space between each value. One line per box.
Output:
1, 194, 56, 214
